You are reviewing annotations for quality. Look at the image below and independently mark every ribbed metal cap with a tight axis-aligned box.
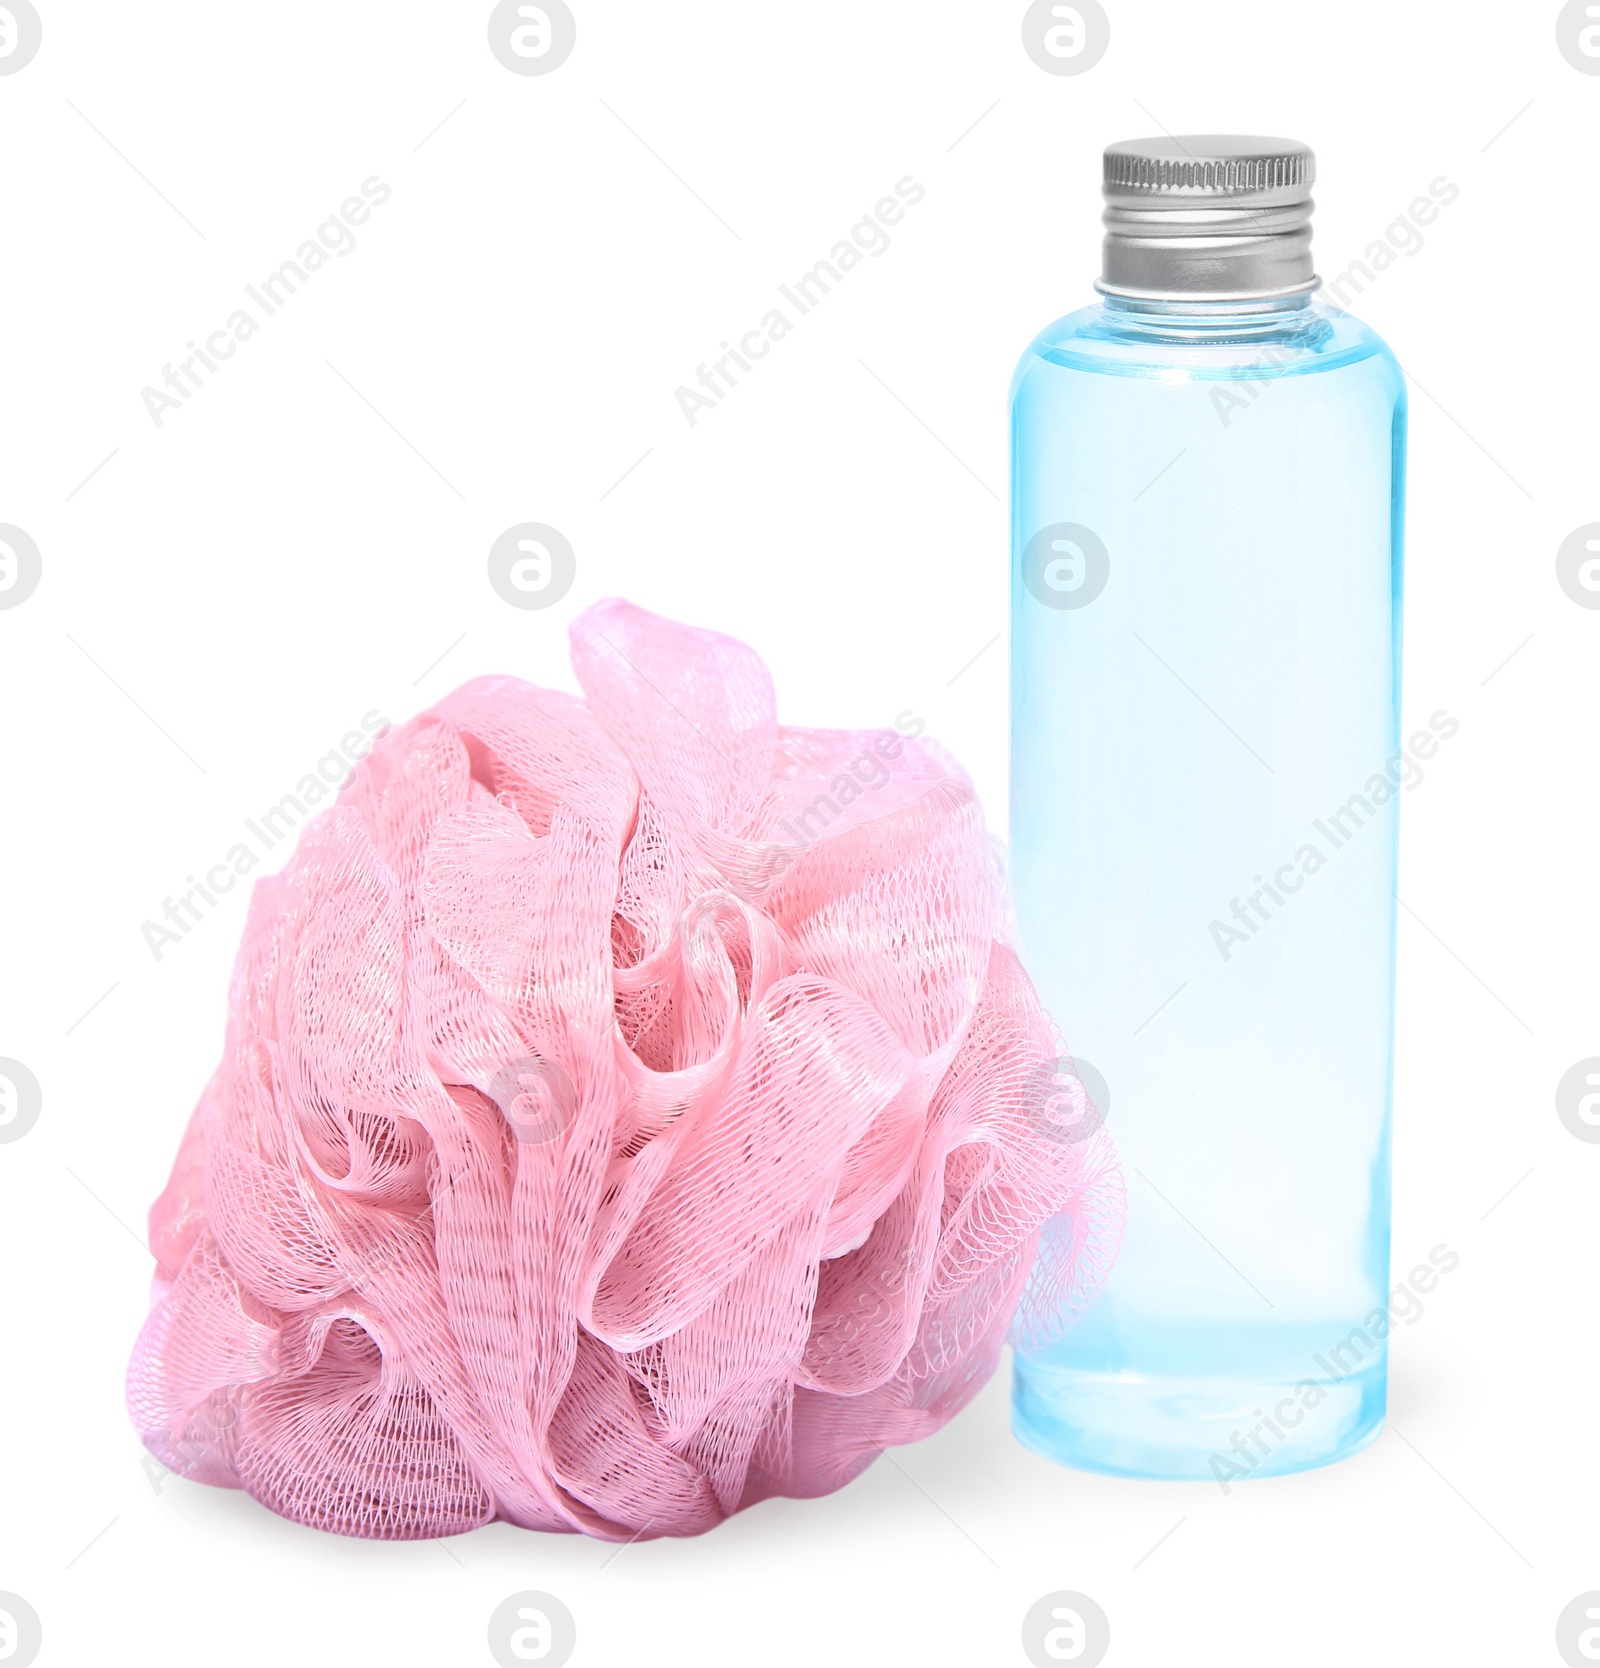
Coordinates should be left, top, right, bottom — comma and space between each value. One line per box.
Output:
1099, 135, 1318, 302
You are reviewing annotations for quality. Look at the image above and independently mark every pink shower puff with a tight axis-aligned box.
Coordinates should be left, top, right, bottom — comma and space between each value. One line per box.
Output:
127, 599, 1123, 1540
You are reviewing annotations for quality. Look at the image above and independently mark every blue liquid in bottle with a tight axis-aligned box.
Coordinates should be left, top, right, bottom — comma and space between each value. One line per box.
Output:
1009, 137, 1406, 1481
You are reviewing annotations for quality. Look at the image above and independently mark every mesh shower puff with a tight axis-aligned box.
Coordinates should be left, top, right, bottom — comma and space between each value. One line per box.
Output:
127, 599, 1122, 1541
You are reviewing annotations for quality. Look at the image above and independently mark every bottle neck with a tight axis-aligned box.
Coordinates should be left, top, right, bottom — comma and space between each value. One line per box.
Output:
1097, 287, 1323, 343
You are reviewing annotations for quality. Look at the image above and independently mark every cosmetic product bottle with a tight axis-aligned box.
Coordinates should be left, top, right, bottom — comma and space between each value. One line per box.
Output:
1010, 136, 1406, 1480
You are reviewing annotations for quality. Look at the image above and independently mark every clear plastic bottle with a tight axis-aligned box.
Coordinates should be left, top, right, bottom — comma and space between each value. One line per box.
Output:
1009, 137, 1406, 1481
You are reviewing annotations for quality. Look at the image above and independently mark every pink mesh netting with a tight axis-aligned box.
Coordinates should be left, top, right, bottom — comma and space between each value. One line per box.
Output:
127, 599, 1122, 1541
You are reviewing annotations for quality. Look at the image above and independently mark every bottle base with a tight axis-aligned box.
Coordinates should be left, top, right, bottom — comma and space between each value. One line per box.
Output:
1011, 1358, 1386, 1483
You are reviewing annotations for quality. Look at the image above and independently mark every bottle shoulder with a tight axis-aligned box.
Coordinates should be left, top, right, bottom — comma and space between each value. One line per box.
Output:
1011, 298, 1403, 394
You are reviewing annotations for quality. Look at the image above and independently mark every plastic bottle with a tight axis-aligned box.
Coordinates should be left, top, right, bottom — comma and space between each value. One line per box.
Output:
1009, 136, 1407, 1480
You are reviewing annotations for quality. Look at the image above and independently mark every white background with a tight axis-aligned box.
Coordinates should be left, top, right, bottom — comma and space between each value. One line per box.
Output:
1, 2, 1595, 1665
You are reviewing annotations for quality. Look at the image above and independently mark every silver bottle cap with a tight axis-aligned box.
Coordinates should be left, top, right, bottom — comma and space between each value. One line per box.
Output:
1099, 135, 1318, 302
